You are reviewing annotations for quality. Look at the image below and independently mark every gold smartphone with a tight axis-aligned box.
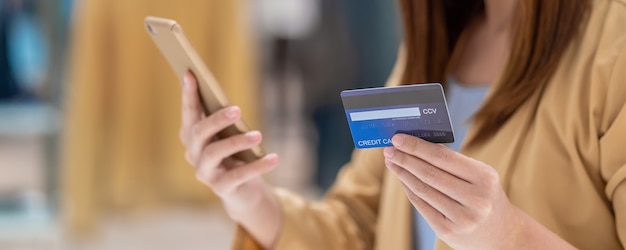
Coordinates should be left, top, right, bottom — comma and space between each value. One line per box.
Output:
144, 16, 263, 163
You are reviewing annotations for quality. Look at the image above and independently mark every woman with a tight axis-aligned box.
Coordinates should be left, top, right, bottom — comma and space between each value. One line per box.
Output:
179, 0, 626, 249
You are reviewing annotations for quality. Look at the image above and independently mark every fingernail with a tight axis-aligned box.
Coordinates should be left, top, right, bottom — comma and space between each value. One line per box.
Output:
392, 134, 405, 146
383, 147, 395, 158
225, 107, 240, 120
384, 159, 393, 167
183, 75, 192, 88
265, 153, 278, 163
246, 131, 261, 142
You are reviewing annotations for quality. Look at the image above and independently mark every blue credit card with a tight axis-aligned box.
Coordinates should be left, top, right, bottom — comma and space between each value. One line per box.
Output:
341, 83, 455, 149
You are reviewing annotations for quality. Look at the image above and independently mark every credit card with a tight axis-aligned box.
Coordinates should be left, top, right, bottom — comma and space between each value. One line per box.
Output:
341, 83, 455, 149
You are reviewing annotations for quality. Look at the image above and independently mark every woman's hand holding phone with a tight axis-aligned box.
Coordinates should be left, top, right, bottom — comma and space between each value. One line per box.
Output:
179, 72, 282, 249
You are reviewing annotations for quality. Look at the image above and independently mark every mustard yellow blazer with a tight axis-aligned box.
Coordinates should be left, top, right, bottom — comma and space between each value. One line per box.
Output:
235, 0, 626, 249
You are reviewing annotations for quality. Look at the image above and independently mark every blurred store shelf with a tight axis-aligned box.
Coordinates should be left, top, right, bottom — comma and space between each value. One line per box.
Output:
0, 206, 62, 250
0, 103, 61, 136
0, 103, 239, 249
0, 102, 62, 250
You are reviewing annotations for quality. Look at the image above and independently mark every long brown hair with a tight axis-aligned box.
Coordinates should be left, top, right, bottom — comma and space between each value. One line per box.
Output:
399, 0, 591, 144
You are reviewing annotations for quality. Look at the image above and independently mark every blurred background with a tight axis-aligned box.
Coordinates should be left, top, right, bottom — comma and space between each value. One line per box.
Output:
0, 0, 399, 249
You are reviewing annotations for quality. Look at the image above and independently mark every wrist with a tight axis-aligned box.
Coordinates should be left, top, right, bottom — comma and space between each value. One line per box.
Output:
505, 206, 576, 249
224, 182, 283, 249
222, 180, 275, 220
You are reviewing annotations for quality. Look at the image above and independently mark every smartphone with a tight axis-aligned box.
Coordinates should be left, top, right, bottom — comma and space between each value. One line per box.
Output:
144, 16, 264, 163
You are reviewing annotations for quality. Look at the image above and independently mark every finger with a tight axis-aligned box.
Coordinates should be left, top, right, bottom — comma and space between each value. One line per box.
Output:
391, 134, 481, 181
212, 154, 279, 195
223, 157, 245, 168
385, 159, 465, 223
187, 106, 241, 162
400, 182, 453, 237
181, 71, 203, 130
384, 147, 472, 203
197, 131, 263, 169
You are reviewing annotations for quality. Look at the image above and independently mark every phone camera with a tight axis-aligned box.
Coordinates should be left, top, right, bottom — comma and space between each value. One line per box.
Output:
147, 24, 157, 35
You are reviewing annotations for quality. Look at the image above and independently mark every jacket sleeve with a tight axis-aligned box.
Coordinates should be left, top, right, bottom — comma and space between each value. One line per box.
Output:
231, 47, 406, 250
599, 42, 626, 247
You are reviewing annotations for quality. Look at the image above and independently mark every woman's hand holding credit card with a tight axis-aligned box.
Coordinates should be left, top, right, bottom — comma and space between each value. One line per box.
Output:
382, 133, 523, 249
344, 84, 524, 249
